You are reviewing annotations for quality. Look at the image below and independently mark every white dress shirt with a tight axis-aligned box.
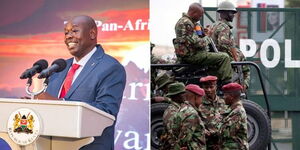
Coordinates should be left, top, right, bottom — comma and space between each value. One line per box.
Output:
58, 47, 97, 98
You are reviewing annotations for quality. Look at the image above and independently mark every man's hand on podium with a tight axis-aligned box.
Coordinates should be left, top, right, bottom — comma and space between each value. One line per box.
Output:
35, 92, 59, 100
20, 92, 59, 100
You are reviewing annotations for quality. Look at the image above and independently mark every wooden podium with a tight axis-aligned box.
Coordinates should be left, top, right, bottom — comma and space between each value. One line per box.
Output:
0, 98, 115, 150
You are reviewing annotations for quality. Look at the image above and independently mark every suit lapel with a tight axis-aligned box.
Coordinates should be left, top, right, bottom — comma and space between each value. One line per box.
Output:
65, 45, 104, 99
51, 59, 73, 97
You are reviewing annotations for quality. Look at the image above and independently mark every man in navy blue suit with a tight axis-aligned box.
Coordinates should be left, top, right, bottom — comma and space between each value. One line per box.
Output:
36, 15, 126, 150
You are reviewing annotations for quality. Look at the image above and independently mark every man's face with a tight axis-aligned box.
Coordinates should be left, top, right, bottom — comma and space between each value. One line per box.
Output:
223, 11, 236, 22
195, 96, 202, 108
64, 19, 91, 58
191, 8, 204, 22
161, 83, 171, 94
223, 93, 234, 105
184, 91, 202, 108
179, 93, 186, 102
202, 82, 217, 100
227, 11, 236, 22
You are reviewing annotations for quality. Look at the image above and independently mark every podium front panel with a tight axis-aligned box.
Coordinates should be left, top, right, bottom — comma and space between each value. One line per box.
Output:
0, 98, 114, 138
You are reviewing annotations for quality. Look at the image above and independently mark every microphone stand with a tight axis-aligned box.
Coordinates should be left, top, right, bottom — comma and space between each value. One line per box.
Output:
25, 78, 48, 100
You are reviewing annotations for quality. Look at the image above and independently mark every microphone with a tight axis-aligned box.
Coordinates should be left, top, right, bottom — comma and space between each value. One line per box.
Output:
20, 59, 48, 79
38, 59, 67, 79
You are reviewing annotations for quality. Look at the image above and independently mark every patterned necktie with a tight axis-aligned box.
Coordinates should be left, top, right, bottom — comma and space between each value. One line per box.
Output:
59, 64, 80, 98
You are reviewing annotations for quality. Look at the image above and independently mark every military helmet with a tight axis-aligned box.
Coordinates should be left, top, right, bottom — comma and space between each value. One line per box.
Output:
166, 82, 186, 97
155, 72, 174, 90
217, 1, 237, 13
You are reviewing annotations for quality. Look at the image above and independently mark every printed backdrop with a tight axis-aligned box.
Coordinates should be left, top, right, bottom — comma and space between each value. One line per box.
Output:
0, 0, 149, 149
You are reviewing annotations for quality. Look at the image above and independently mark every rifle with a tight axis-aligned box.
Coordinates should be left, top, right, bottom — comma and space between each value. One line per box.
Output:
237, 65, 244, 86
208, 38, 245, 90
229, 47, 244, 87
195, 24, 218, 53
207, 37, 219, 53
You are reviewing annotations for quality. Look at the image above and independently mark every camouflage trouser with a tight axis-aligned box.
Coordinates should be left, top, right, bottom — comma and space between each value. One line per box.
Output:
222, 50, 251, 88
237, 51, 250, 88
180, 51, 233, 82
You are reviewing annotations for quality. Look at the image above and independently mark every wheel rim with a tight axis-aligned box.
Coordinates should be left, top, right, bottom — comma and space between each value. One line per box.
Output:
247, 114, 259, 146
151, 118, 164, 149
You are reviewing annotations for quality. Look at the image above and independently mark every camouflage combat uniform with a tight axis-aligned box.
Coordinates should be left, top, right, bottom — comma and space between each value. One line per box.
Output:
217, 101, 249, 150
151, 72, 174, 103
211, 19, 251, 87
151, 55, 167, 93
199, 96, 227, 150
173, 13, 233, 82
161, 100, 181, 150
162, 101, 206, 150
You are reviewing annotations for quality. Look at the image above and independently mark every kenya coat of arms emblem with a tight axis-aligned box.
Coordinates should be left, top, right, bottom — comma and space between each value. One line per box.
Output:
7, 108, 40, 146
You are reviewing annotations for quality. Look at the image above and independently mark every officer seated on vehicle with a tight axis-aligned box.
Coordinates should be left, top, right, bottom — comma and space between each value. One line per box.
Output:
173, 2, 233, 85
210, 0, 251, 89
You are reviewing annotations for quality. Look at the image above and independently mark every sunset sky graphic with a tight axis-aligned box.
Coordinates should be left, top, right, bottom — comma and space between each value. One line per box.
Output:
0, 1, 149, 149
0, 7, 149, 97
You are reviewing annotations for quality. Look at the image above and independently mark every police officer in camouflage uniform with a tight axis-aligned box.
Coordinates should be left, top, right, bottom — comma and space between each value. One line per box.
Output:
151, 42, 167, 95
152, 72, 174, 103
210, 1, 251, 89
160, 82, 186, 150
179, 84, 206, 150
217, 83, 249, 150
161, 83, 206, 150
173, 3, 233, 84
199, 76, 227, 150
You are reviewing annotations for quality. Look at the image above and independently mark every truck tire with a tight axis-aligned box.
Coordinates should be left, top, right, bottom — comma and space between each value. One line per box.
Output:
151, 103, 169, 150
242, 100, 271, 150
